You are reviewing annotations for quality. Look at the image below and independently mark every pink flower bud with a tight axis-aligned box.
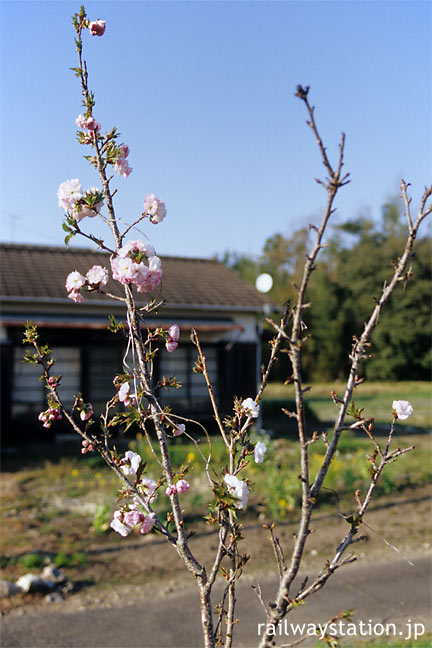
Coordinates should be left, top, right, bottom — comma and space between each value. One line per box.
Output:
80, 405, 93, 421
176, 479, 190, 494
166, 485, 177, 497
165, 340, 178, 353
173, 424, 185, 437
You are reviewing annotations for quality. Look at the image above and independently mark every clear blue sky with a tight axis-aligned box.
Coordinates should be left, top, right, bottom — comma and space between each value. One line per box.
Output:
1, 0, 431, 260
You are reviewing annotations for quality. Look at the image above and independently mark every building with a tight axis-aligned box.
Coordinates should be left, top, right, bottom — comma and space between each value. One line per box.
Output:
1, 243, 270, 440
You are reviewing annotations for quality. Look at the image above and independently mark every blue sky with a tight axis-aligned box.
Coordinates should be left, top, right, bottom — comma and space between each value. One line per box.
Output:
1, 0, 431, 260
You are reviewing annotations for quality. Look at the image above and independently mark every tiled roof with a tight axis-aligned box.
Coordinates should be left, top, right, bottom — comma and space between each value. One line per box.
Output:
0, 243, 268, 310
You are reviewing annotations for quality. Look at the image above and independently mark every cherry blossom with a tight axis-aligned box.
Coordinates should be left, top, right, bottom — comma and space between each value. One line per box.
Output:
114, 158, 133, 178
118, 239, 155, 259
392, 400, 414, 420
88, 19, 106, 36
139, 512, 156, 535
110, 507, 156, 537
120, 450, 141, 476
143, 193, 167, 224
75, 114, 88, 129
139, 477, 158, 504
86, 265, 109, 287
241, 397, 260, 419
68, 290, 84, 303
75, 115, 101, 133
110, 510, 132, 537
118, 382, 137, 407
117, 144, 130, 159
254, 441, 267, 464
58, 179, 83, 211
111, 256, 138, 285
111, 241, 162, 293
65, 271, 86, 293
224, 474, 250, 510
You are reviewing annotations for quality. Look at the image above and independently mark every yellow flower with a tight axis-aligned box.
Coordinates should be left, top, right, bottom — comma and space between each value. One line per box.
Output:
136, 432, 143, 441
95, 472, 102, 480
71, 469, 79, 478
186, 452, 195, 463
279, 498, 287, 508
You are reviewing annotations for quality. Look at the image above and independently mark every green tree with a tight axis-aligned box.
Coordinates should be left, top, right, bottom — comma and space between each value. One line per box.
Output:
223, 197, 431, 382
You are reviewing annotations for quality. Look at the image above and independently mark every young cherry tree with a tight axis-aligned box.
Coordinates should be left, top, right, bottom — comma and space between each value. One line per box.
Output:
24, 7, 431, 648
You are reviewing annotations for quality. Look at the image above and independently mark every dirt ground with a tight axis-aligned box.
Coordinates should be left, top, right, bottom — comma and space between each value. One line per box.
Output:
2, 482, 431, 617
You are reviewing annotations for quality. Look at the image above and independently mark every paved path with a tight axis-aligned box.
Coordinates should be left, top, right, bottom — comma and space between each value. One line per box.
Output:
2, 555, 431, 648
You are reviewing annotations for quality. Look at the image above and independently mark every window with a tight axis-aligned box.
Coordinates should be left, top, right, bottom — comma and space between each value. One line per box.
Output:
159, 345, 218, 411
12, 346, 80, 417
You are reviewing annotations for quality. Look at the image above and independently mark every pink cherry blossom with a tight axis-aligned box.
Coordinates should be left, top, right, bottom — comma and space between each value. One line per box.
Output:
75, 114, 88, 129
76, 206, 96, 221
75, 115, 102, 133
143, 193, 167, 224
118, 239, 155, 259
140, 477, 158, 504
110, 511, 132, 537
166, 485, 177, 497
68, 290, 84, 303
86, 117, 102, 133
86, 265, 109, 287
114, 158, 133, 178
123, 509, 142, 527
88, 19, 106, 36
112, 242, 162, 292
111, 256, 139, 284
176, 479, 190, 494
117, 144, 130, 159
65, 271, 86, 293
118, 382, 137, 407
139, 512, 156, 535
58, 179, 83, 211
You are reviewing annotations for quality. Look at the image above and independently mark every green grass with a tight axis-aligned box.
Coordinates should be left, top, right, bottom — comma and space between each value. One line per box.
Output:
1, 381, 430, 582
264, 381, 432, 429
